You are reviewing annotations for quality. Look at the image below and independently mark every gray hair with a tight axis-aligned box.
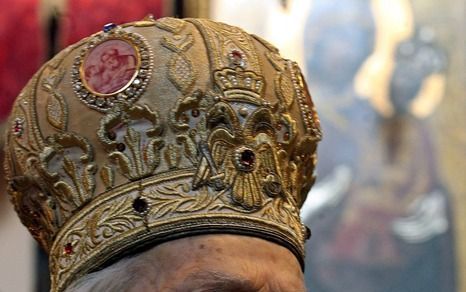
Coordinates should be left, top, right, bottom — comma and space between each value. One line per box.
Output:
64, 251, 251, 292
65, 252, 153, 292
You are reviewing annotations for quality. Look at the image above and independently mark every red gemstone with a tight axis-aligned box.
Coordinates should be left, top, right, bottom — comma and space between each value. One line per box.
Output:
230, 50, 243, 65
64, 243, 73, 255
232, 50, 242, 58
13, 120, 24, 137
283, 132, 290, 141
240, 149, 255, 166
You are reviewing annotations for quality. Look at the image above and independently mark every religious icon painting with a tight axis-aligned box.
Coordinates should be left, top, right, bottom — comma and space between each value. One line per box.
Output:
82, 39, 138, 95
71, 25, 153, 112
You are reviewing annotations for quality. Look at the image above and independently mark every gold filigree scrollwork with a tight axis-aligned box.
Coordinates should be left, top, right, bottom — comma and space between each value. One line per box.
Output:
169, 90, 216, 165
214, 68, 265, 103
11, 103, 33, 151
261, 195, 303, 239
98, 104, 164, 180
7, 171, 58, 250
265, 51, 295, 111
5, 76, 59, 250
162, 33, 196, 94
169, 65, 298, 211
288, 60, 322, 139
164, 143, 182, 169
291, 137, 319, 206
80, 196, 142, 253
155, 17, 186, 34
187, 19, 262, 73
192, 100, 288, 210
42, 67, 69, 131
170, 90, 215, 132
55, 194, 144, 278
275, 113, 297, 146
275, 70, 295, 109
100, 165, 115, 190
265, 51, 287, 72
129, 14, 157, 27
146, 183, 222, 219
37, 133, 97, 218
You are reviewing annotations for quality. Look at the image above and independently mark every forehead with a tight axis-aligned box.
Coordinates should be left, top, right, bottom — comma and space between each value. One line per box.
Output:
146, 235, 305, 292
159, 270, 305, 292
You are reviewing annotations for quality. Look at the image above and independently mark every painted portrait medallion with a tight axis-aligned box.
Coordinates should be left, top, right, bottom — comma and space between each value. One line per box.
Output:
81, 39, 139, 95
72, 29, 152, 112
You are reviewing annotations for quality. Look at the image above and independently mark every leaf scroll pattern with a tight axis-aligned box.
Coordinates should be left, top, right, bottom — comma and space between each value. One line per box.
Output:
42, 67, 69, 131
98, 104, 164, 180
38, 133, 97, 219
146, 183, 224, 219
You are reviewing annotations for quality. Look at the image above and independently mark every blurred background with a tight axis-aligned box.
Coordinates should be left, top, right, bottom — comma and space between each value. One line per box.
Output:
0, 0, 464, 291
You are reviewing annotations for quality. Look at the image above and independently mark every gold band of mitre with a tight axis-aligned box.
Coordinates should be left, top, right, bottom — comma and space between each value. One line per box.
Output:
49, 169, 304, 291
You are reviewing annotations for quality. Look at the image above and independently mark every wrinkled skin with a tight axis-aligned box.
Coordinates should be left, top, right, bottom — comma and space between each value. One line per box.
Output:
128, 235, 306, 292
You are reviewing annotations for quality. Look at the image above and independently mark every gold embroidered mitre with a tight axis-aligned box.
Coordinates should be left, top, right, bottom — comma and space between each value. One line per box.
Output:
3, 17, 321, 291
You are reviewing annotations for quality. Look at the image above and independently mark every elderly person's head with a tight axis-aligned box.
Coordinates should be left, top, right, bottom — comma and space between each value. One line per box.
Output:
4, 17, 321, 291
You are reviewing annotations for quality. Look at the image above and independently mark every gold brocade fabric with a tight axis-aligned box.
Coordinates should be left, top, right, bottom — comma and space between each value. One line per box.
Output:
3, 17, 321, 291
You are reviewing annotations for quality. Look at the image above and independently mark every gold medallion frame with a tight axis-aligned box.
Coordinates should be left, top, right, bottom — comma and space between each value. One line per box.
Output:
71, 28, 153, 112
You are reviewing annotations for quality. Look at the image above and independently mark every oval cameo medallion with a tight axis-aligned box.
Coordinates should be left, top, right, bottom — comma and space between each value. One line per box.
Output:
81, 39, 139, 95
